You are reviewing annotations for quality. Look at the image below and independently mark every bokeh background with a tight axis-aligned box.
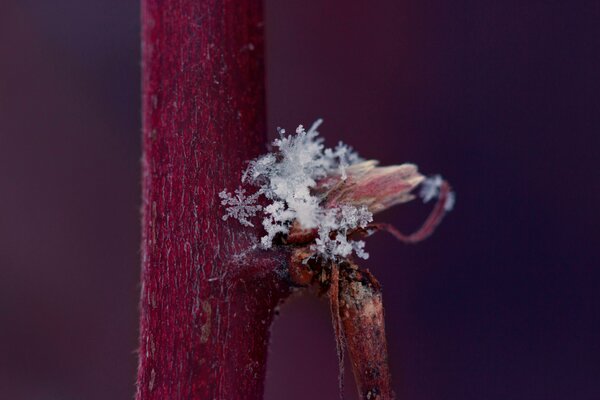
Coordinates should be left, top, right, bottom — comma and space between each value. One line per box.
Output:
1, 1, 598, 399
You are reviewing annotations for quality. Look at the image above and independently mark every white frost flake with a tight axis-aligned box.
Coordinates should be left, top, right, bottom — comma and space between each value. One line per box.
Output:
220, 120, 372, 260
219, 188, 262, 227
419, 175, 443, 203
419, 174, 456, 212
312, 205, 373, 260
444, 191, 456, 211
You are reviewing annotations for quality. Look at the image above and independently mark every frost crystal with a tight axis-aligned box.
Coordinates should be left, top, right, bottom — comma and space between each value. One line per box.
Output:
325, 141, 363, 180
419, 174, 456, 212
444, 191, 456, 211
312, 205, 373, 260
419, 175, 443, 203
219, 188, 262, 227
220, 120, 372, 260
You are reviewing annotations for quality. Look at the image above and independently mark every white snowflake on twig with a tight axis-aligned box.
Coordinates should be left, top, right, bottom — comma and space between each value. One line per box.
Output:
312, 205, 373, 260
220, 120, 371, 259
220, 120, 453, 261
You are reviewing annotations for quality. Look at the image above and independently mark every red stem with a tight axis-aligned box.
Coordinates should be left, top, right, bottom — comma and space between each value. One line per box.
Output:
136, 1, 290, 399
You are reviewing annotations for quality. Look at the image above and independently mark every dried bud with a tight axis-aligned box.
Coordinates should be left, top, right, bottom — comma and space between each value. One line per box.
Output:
318, 160, 425, 214
288, 161, 427, 246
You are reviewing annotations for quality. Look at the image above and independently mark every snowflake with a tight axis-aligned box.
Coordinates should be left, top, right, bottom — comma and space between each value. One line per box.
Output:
419, 175, 443, 203
220, 120, 373, 259
444, 191, 456, 211
419, 174, 456, 212
238, 119, 366, 243
218, 188, 262, 227
260, 201, 295, 248
312, 205, 373, 260
325, 141, 362, 180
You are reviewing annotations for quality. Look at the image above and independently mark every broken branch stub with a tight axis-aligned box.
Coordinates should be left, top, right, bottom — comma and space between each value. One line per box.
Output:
339, 266, 394, 400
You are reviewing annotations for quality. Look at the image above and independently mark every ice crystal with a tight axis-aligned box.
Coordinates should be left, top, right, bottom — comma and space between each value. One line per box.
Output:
221, 120, 370, 259
444, 191, 456, 211
419, 175, 444, 203
420, 174, 456, 212
312, 205, 373, 260
219, 188, 262, 227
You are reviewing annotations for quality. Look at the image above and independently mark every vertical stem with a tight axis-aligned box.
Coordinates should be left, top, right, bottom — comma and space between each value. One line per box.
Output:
136, 1, 288, 399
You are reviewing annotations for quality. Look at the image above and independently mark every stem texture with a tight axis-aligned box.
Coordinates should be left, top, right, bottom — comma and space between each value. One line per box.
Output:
136, 1, 289, 399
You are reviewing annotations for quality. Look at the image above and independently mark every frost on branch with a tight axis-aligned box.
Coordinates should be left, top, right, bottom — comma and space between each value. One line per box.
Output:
220, 120, 453, 261
313, 205, 373, 260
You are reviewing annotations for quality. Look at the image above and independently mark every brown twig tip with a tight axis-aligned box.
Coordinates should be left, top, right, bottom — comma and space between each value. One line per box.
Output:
338, 265, 394, 400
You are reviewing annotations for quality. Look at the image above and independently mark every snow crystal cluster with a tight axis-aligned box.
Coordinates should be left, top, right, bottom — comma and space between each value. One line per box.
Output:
219, 119, 371, 260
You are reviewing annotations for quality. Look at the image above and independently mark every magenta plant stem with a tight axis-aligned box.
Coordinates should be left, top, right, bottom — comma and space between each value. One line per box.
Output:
136, 1, 290, 398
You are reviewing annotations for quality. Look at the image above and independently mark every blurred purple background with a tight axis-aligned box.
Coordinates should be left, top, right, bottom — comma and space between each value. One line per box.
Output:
1, 1, 598, 399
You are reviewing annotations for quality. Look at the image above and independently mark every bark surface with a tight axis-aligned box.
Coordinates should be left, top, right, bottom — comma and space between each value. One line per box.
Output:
136, 1, 289, 399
